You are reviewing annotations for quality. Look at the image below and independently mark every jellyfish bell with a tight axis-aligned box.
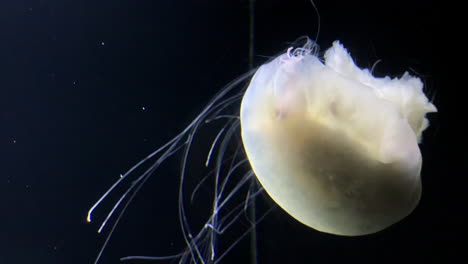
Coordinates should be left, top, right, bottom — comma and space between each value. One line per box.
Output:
240, 39, 437, 236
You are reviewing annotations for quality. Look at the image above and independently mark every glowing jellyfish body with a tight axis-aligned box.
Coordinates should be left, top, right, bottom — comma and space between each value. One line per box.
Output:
89, 39, 437, 263
241, 41, 437, 236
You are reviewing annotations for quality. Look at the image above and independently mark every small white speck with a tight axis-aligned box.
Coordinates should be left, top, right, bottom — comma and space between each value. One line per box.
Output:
73, 81, 76, 85
119, 174, 124, 178
12, 139, 17, 144
101, 42, 105, 46
141, 106, 146, 111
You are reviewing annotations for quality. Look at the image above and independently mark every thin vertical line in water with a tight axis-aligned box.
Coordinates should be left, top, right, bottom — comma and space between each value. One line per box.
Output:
248, 1, 258, 264
248, 0, 255, 71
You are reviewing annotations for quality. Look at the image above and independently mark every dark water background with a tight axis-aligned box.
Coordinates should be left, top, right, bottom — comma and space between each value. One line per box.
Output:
0, 0, 459, 263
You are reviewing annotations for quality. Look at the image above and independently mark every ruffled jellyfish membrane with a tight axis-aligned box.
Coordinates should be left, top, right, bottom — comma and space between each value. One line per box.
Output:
88, 38, 437, 263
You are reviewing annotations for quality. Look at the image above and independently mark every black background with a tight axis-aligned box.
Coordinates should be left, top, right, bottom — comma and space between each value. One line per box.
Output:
0, 0, 460, 264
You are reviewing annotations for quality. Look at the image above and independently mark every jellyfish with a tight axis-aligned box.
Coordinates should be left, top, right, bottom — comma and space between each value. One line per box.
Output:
87, 38, 436, 263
